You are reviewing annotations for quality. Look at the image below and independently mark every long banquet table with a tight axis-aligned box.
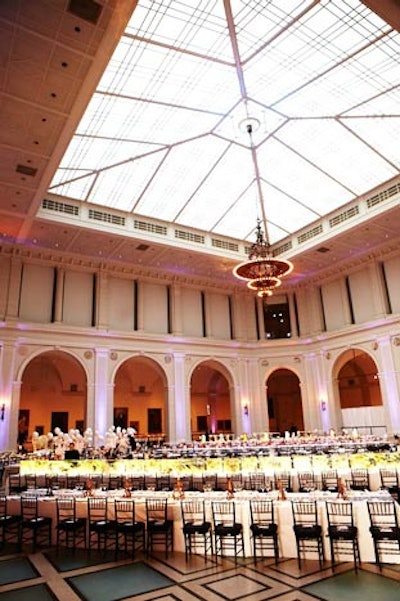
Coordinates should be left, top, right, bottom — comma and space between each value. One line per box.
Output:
6, 488, 397, 563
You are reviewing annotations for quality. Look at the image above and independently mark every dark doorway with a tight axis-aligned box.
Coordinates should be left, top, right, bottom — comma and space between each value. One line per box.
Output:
148, 408, 162, 434
114, 407, 128, 429
52, 411, 68, 433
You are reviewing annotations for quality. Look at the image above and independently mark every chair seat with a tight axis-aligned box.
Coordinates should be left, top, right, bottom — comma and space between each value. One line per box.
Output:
90, 520, 115, 531
183, 520, 211, 535
57, 517, 86, 531
328, 525, 357, 540
0, 515, 21, 526
370, 525, 400, 540
116, 521, 145, 533
148, 519, 173, 531
294, 524, 322, 538
215, 523, 242, 536
23, 516, 52, 528
250, 523, 278, 537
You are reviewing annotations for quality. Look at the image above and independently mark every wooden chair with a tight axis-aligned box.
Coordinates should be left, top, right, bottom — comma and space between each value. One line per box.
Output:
292, 499, 324, 568
0, 496, 21, 549
56, 497, 86, 551
114, 498, 145, 557
367, 500, 400, 569
379, 468, 400, 502
326, 500, 360, 571
211, 501, 244, 563
146, 497, 174, 557
181, 499, 213, 560
321, 470, 339, 493
249, 498, 279, 564
20, 497, 52, 552
87, 497, 116, 553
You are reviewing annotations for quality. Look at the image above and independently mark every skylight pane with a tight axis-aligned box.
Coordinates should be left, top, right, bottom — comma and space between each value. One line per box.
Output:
50, 171, 97, 201
100, 39, 238, 112
126, 0, 231, 59
275, 119, 397, 193
135, 135, 229, 221
58, 137, 154, 172
259, 138, 352, 215
342, 117, 400, 169
88, 150, 168, 211
179, 144, 253, 231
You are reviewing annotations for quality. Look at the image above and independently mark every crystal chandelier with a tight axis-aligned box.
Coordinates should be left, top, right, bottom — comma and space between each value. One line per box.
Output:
233, 123, 293, 297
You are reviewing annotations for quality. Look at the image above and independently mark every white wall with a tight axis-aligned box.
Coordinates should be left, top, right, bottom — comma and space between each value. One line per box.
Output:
384, 255, 400, 314
19, 263, 54, 323
181, 288, 203, 337
63, 271, 94, 327
108, 277, 135, 331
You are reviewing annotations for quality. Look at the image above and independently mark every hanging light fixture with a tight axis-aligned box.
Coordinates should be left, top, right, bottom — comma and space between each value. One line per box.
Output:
233, 122, 293, 297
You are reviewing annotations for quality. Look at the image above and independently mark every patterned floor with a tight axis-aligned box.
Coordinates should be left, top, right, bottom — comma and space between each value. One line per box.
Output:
1, 545, 400, 601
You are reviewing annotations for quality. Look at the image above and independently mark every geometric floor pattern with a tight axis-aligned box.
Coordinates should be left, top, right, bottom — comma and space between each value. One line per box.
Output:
2, 545, 400, 601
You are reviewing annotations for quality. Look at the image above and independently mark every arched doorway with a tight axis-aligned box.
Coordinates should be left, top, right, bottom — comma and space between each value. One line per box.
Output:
19, 350, 87, 448
267, 368, 304, 434
336, 348, 383, 433
114, 357, 167, 441
190, 361, 232, 440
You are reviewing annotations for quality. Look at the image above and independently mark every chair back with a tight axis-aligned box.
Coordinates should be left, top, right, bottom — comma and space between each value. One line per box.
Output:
326, 500, 354, 527
249, 498, 275, 526
21, 496, 39, 520
87, 497, 108, 523
0, 495, 7, 516
322, 470, 339, 492
298, 472, 318, 492
115, 499, 136, 524
274, 471, 291, 492
181, 499, 206, 526
56, 497, 76, 522
146, 497, 168, 523
350, 468, 369, 490
292, 499, 319, 527
211, 501, 237, 527
156, 475, 171, 491
130, 475, 145, 490
380, 468, 399, 489
367, 500, 399, 529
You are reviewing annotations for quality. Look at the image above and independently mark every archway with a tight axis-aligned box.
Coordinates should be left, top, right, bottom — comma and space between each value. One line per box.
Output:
267, 368, 304, 434
19, 350, 87, 448
190, 361, 232, 440
114, 357, 168, 441
335, 348, 383, 433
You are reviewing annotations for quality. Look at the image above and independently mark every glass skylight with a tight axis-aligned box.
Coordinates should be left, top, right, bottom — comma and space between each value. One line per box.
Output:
50, 0, 400, 245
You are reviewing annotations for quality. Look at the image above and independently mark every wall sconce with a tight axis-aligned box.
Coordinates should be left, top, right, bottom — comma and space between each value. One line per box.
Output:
0, 404, 5, 421
206, 404, 211, 415
321, 401, 327, 412
243, 404, 249, 416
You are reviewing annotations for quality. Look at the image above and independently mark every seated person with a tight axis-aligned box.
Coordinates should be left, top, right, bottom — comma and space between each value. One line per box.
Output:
64, 442, 80, 460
